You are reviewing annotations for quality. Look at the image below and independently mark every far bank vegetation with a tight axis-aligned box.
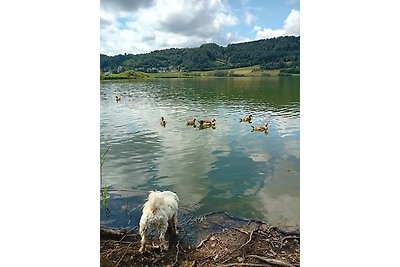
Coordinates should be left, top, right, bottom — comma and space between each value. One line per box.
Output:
100, 36, 300, 80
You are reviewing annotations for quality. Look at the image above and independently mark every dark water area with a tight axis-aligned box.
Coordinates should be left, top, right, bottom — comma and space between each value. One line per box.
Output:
100, 77, 300, 229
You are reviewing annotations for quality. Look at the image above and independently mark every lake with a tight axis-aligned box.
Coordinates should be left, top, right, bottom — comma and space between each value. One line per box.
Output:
100, 76, 300, 228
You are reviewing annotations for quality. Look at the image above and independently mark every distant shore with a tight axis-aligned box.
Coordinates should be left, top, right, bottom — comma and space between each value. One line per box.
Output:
100, 65, 299, 80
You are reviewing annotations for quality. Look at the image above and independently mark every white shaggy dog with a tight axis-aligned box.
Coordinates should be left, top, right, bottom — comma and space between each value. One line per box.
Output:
139, 190, 179, 253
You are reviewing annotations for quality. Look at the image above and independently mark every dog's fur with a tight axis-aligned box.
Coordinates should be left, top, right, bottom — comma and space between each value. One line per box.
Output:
139, 190, 179, 253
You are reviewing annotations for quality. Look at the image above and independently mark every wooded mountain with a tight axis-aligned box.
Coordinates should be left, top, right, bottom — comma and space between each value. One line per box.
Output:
100, 36, 299, 74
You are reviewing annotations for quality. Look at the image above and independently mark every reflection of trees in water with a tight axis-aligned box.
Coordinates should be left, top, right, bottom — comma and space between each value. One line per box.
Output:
121, 77, 300, 113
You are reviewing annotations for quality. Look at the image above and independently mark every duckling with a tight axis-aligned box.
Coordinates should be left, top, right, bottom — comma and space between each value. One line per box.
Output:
115, 96, 121, 102
251, 122, 269, 132
160, 117, 166, 127
186, 118, 197, 126
199, 118, 216, 126
239, 114, 252, 122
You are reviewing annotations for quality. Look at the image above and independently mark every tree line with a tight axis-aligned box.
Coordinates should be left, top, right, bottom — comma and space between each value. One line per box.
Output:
100, 36, 299, 74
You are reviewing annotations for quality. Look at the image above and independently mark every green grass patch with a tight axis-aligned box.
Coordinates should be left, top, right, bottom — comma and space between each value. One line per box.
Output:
100, 66, 287, 80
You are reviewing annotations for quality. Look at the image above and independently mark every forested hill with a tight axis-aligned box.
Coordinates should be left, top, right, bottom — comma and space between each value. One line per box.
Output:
100, 36, 299, 74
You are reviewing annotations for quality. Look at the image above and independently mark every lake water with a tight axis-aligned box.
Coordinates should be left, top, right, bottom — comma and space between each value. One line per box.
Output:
100, 76, 300, 228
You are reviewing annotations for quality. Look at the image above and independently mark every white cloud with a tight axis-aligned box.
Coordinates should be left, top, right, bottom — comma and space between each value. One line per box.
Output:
252, 25, 261, 32
100, 0, 239, 55
283, 9, 300, 36
256, 9, 300, 39
244, 11, 256, 26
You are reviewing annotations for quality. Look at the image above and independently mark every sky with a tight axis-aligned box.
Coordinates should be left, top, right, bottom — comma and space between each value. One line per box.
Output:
100, 0, 300, 56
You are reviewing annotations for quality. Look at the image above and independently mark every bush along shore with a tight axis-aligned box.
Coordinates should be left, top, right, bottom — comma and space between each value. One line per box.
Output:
100, 211, 300, 267
100, 65, 298, 80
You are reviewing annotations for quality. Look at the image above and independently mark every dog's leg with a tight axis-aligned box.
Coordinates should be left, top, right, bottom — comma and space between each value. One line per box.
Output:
139, 227, 146, 253
159, 220, 168, 251
171, 214, 177, 235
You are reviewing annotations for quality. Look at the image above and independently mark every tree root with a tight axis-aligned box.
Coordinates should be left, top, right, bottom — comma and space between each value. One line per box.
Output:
238, 230, 254, 250
172, 241, 181, 266
247, 255, 296, 267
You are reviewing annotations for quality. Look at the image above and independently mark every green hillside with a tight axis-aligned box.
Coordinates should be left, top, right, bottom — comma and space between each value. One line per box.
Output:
100, 36, 300, 75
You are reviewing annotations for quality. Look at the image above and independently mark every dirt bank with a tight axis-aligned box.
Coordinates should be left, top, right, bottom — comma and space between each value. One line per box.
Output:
100, 211, 300, 267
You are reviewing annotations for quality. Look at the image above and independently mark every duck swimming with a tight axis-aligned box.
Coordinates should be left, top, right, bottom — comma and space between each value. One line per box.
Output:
199, 118, 216, 126
239, 115, 252, 122
160, 117, 166, 127
251, 122, 269, 132
186, 118, 197, 126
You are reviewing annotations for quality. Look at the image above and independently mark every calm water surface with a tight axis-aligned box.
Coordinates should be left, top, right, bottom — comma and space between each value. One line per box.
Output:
100, 77, 299, 228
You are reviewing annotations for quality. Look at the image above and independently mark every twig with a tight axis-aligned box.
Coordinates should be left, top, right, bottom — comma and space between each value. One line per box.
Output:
106, 247, 124, 259
197, 234, 213, 249
203, 242, 212, 254
238, 230, 254, 250
101, 240, 132, 245
267, 217, 286, 232
114, 242, 133, 267
219, 229, 255, 263
172, 241, 180, 266
101, 146, 111, 163
197, 232, 224, 249
217, 263, 270, 267
247, 255, 296, 267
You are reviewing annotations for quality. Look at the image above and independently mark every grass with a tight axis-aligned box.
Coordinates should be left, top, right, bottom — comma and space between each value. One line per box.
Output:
101, 146, 110, 208
101, 66, 285, 80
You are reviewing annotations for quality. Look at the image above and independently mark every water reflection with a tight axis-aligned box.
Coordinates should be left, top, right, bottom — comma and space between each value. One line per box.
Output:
100, 77, 300, 227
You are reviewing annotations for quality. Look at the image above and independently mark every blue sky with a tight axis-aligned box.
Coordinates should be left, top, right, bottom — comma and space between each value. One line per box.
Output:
100, 0, 300, 56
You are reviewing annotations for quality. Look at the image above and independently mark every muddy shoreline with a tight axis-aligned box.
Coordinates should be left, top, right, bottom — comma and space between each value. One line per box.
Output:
100, 211, 300, 266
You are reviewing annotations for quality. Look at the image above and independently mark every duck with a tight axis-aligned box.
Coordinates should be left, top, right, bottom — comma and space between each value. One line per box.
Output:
115, 96, 121, 102
239, 114, 252, 122
251, 122, 269, 132
160, 117, 166, 127
186, 118, 197, 126
199, 118, 216, 126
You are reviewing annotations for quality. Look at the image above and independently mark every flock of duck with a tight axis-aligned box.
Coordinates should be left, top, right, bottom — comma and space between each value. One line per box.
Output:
116, 95, 269, 133
161, 114, 269, 133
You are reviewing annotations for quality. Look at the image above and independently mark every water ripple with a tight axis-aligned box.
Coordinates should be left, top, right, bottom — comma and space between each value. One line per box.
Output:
100, 77, 300, 226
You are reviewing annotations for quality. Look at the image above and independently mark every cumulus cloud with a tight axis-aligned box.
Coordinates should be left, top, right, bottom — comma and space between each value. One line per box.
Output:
100, 0, 156, 14
100, 0, 239, 55
255, 9, 300, 39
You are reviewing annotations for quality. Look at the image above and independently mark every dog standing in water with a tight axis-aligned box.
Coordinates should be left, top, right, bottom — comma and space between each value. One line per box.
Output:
139, 190, 179, 253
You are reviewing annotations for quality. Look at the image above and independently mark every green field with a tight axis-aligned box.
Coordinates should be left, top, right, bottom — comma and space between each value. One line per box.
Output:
100, 66, 286, 80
